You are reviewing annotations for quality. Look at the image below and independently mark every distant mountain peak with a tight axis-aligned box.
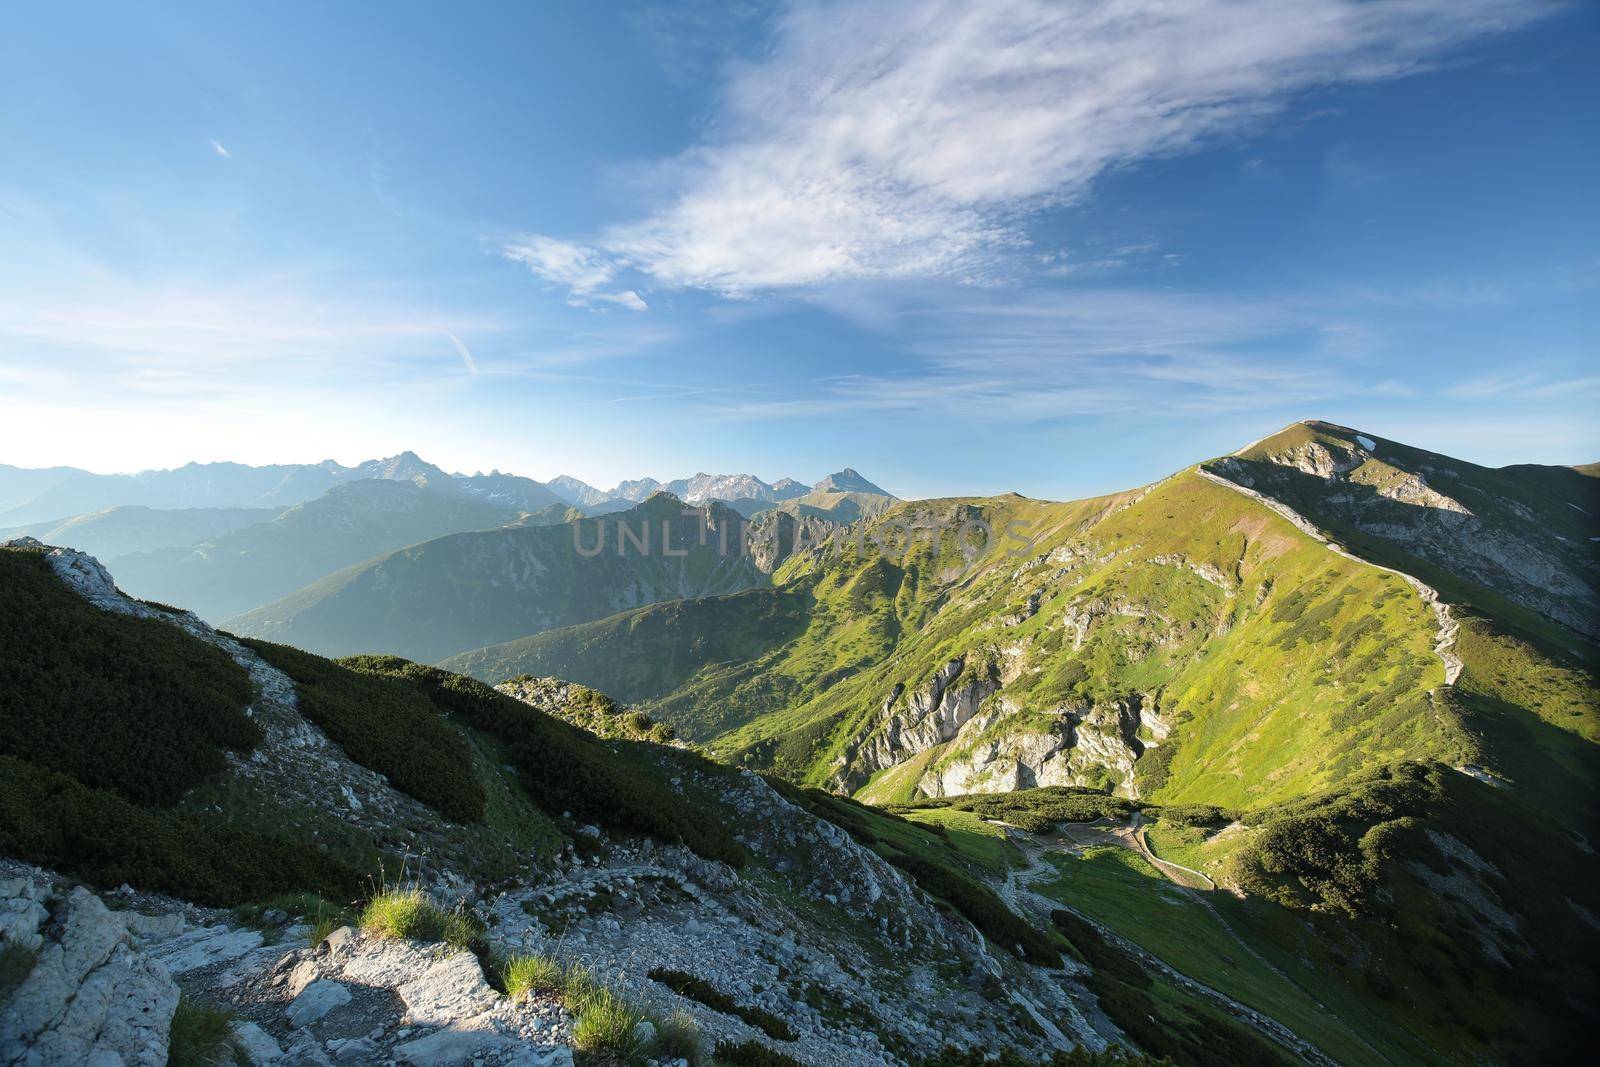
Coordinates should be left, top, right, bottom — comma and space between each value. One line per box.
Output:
545, 475, 609, 508
359, 451, 450, 484
814, 468, 889, 496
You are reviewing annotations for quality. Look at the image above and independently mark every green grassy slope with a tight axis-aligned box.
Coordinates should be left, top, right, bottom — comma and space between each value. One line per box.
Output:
698, 472, 1463, 812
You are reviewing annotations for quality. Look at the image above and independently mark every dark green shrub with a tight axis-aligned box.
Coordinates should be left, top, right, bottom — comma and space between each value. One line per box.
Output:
242, 640, 484, 823
711, 1039, 805, 1067
0, 549, 257, 806
1154, 804, 1234, 828
897, 786, 1134, 833
648, 967, 796, 1040
0, 756, 361, 905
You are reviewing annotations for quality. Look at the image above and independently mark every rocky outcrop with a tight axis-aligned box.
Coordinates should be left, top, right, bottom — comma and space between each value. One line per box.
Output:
835, 657, 1001, 791
924, 695, 1167, 800
489, 769, 1106, 1063
0, 874, 180, 1067
745, 511, 839, 573
1, 861, 574, 1067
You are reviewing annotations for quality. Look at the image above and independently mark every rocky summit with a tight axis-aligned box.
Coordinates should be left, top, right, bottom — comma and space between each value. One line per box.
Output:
1, 421, 1596, 1067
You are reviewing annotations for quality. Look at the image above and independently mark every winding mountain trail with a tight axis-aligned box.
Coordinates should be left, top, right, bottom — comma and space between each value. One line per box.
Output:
994, 830, 1346, 1067
1126, 813, 1215, 891
1195, 466, 1462, 685
998, 816, 1412, 1067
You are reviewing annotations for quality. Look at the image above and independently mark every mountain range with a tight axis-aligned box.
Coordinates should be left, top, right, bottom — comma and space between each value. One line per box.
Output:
445, 422, 1595, 808
0, 453, 886, 527
0, 453, 895, 628
546, 472, 818, 509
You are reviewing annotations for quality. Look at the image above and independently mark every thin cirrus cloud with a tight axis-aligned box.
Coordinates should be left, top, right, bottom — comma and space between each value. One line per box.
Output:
508, 0, 1541, 302
0, 287, 500, 399
710, 285, 1342, 421
446, 333, 479, 376
208, 139, 231, 159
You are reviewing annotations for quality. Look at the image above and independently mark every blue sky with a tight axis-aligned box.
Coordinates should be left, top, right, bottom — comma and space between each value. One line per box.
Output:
1, 0, 1595, 500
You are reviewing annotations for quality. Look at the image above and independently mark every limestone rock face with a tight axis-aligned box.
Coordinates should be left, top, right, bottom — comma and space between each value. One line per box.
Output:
0, 881, 180, 1067
925, 693, 1162, 800
838, 656, 1001, 790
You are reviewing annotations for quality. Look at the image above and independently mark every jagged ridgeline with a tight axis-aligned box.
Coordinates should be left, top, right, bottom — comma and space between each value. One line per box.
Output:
0, 541, 745, 905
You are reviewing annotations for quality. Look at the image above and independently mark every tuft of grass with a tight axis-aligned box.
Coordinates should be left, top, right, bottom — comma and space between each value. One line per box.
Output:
502, 955, 661, 1065
309, 902, 343, 949
166, 995, 242, 1067
359, 888, 483, 949
501, 953, 564, 1001
570, 986, 647, 1063
654, 1008, 701, 1060
559, 961, 607, 1014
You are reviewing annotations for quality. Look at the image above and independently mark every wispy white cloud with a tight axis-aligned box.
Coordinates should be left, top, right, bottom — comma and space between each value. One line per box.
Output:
208, 139, 231, 159
510, 0, 1539, 301
1447, 369, 1600, 401
502, 234, 647, 310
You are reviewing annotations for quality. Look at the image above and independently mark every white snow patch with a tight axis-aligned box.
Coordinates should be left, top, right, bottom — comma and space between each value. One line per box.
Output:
1355, 434, 1376, 451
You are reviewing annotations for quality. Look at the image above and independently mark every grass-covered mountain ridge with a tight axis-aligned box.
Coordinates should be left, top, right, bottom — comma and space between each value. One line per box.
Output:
448, 420, 1597, 818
